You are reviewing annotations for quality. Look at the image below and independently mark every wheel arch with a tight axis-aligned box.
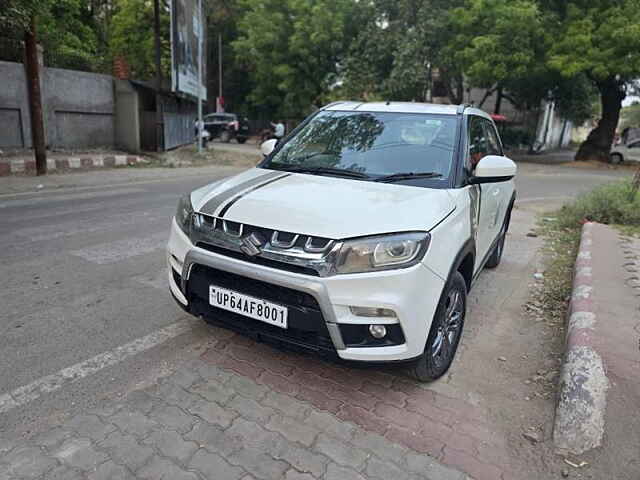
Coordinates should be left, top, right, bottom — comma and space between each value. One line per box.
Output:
447, 239, 476, 292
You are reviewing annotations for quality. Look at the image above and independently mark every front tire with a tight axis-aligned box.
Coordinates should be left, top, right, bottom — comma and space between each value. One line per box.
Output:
409, 271, 467, 382
220, 130, 231, 143
610, 153, 623, 164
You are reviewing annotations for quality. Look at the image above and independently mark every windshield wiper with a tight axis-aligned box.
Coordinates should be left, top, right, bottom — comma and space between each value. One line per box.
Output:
281, 165, 371, 179
374, 172, 443, 183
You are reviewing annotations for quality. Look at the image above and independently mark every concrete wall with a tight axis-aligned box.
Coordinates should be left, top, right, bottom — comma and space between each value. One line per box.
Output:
0, 61, 115, 150
0, 61, 31, 148
114, 79, 140, 152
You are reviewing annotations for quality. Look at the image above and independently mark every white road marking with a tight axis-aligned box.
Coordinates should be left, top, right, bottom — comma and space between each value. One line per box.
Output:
0, 319, 194, 415
14, 211, 169, 242
0, 188, 145, 209
70, 232, 168, 264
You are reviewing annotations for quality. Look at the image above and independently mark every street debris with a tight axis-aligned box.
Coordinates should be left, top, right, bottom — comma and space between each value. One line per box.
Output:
527, 232, 539, 237
498, 356, 507, 362
561, 468, 570, 477
522, 431, 540, 444
563, 459, 589, 468
534, 272, 545, 280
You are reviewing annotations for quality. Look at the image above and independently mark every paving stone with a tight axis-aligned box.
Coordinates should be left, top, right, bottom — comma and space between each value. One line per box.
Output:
98, 431, 154, 472
109, 410, 157, 438
188, 449, 245, 480
191, 380, 234, 404
366, 456, 413, 480
405, 452, 468, 480
262, 391, 310, 420
66, 414, 117, 442
185, 421, 243, 456
351, 430, 409, 464
137, 455, 199, 480
142, 428, 198, 464
226, 418, 286, 455
165, 368, 202, 389
266, 414, 319, 447
89, 461, 136, 480
45, 465, 85, 480
305, 410, 354, 442
196, 363, 233, 384
186, 397, 237, 428
149, 381, 200, 408
3, 446, 57, 478
325, 463, 367, 480
284, 470, 315, 480
32, 427, 73, 449
149, 405, 195, 433
124, 390, 156, 414
0, 438, 17, 455
52, 438, 108, 471
228, 395, 275, 423
272, 442, 327, 478
227, 375, 269, 400
228, 447, 289, 480
314, 434, 368, 470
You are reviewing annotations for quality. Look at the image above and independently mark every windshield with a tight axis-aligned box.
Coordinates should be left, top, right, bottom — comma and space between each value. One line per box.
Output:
263, 111, 459, 184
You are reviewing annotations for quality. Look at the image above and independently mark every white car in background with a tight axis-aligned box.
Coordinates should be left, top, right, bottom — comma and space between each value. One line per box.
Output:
168, 102, 516, 381
610, 138, 640, 164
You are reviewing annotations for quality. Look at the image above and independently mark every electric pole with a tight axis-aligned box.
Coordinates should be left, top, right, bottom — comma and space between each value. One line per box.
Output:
153, 0, 163, 152
197, 0, 203, 153
24, 16, 47, 175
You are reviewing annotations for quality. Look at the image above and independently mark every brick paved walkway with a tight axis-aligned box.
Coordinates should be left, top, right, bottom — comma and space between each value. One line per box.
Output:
0, 322, 519, 480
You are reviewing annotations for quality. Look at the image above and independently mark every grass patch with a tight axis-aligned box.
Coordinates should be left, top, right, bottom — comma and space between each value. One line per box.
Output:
536, 215, 581, 321
557, 179, 640, 228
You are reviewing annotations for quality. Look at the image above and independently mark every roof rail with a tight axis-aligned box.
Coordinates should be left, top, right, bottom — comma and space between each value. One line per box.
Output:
456, 104, 472, 114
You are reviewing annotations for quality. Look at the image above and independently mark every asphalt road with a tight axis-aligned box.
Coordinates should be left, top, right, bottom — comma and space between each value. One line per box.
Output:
0, 160, 630, 438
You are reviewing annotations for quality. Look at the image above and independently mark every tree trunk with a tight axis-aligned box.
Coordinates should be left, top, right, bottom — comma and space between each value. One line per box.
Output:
575, 77, 625, 162
24, 16, 47, 175
494, 86, 503, 115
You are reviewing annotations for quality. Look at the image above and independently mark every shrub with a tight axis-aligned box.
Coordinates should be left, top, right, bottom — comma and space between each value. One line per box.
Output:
558, 179, 640, 228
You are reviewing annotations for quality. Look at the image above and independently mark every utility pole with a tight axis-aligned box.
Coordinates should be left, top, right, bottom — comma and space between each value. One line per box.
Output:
197, 0, 203, 153
153, 0, 163, 152
218, 33, 222, 112
24, 16, 47, 175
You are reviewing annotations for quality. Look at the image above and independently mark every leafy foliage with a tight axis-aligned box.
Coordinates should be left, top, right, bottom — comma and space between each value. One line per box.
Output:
233, 0, 360, 117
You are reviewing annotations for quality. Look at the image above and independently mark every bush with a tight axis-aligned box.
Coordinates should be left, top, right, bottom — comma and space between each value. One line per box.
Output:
558, 180, 640, 228
500, 127, 534, 149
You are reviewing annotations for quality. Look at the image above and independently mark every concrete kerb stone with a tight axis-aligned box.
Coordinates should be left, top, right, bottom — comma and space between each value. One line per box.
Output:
553, 222, 609, 455
0, 154, 146, 175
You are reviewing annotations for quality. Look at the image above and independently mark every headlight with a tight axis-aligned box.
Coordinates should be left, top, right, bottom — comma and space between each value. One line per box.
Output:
334, 232, 430, 274
175, 194, 194, 234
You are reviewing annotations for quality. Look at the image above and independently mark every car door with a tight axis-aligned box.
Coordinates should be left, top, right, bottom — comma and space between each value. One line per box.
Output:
466, 116, 494, 266
626, 140, 640, 162
481, 119, 508, 244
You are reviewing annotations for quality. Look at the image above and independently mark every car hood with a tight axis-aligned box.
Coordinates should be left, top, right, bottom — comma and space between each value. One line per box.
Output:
192, 168, 455, 239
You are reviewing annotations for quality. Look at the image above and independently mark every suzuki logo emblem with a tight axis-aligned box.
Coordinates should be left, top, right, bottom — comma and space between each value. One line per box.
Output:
240, 232, 265, 257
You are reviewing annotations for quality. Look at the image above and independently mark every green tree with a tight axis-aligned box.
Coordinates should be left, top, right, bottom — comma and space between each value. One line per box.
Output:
448, 0, 548, 114
233, 0, 361, 118
109, 0, 171, 80
549, 1, 640, 161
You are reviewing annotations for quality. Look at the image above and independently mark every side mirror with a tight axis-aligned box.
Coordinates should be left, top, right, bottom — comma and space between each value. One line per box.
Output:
260, 139, 278, 157
469, 155, 517, 184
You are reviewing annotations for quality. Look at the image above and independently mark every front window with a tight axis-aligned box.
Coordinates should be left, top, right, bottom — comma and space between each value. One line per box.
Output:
263, 111, 459, 186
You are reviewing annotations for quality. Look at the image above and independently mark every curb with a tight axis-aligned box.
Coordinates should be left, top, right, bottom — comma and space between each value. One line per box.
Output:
553, 222, 608, 455
0, 154, 146, 176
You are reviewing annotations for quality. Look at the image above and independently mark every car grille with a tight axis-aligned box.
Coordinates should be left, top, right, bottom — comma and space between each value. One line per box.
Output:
186, 264, 336, 355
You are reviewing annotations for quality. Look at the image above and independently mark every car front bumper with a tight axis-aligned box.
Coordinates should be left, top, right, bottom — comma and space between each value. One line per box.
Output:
167, 218, 446, 362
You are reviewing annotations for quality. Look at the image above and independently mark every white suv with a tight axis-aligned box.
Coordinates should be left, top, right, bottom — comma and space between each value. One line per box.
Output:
168, 102, 516, 381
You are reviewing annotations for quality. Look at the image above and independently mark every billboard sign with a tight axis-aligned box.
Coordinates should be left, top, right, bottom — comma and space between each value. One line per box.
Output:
170, 0, 207, 99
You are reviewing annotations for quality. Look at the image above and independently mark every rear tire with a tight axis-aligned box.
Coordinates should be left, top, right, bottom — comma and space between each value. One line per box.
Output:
409, 271, 467, 382
220, 131, 231, 143
237, 137, 247, 144
485, 203, 513, 269
610, 153, 623, 164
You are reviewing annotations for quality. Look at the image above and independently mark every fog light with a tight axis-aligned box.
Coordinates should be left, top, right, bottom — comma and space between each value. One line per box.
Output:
350, 306, 396, 318
369, 324, 387, 339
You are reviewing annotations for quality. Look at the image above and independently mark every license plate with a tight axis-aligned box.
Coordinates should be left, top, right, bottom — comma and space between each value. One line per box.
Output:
209, 285, 288, 329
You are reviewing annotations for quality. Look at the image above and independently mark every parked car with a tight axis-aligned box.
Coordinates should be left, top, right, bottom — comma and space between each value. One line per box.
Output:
168, 102, 517, 381
203, 113, 250, 143
610, 138, 640, 164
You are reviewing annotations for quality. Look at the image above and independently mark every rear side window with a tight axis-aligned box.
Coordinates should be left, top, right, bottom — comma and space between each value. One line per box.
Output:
483, 120, 503, 156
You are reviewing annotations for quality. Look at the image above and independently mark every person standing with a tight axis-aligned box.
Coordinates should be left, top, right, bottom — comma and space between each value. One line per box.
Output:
271, 120, 285, 140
